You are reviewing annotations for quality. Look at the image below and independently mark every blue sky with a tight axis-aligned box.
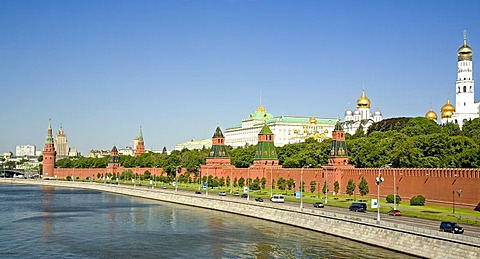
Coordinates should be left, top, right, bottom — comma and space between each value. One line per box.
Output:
1, 0, 479, 155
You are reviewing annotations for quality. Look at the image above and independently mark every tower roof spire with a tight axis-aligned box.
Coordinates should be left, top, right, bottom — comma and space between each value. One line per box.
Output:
139, 126, 143, 141
464, 29, 467, 46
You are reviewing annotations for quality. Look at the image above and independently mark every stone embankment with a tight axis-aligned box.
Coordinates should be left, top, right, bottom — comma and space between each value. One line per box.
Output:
2, 179, 479, 259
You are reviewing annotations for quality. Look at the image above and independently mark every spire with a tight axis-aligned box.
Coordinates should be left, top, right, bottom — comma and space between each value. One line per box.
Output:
139, 126, 143, 141
464, 29, 467, 46
45, 119, 54, 145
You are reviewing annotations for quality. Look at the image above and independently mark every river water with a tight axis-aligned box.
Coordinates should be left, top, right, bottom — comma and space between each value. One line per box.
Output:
0, 184, 416, 258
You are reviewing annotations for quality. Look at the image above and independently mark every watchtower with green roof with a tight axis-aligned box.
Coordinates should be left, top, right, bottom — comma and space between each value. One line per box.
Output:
328, 120, 351, 166
107, 145, 121, 173
206, 126, 231, 165
254, 124, 279, 166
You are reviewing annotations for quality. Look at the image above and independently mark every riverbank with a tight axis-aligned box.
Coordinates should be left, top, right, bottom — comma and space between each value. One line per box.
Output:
2, 178, 479, 258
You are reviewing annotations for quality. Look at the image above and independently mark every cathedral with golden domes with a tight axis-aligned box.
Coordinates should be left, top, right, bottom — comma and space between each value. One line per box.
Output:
425, 31, 478, 127
343, 90, 383, 135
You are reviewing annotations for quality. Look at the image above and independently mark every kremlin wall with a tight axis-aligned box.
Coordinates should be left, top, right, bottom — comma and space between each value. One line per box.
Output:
42, 120, 480, 209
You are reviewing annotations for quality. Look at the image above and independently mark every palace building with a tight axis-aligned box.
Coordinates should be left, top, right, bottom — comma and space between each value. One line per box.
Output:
224, 104, 337, 147
426, 31, 479, 127
342, 90, 383, 135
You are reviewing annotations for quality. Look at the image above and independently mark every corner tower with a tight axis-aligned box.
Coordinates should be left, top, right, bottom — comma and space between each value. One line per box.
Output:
134, 126, 145, 157
254, 124, 279, 166
42, 120, 56, 178
206, 126, 231, 165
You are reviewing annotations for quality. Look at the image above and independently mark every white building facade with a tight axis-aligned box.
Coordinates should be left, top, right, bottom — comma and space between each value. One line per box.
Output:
342, 90, 383, 135
225, 104, 337, 147
441, 31, 479, 127
16, 145, 36, 157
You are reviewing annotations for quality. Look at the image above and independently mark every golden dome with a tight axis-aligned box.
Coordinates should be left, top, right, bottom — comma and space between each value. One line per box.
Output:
425, 108, 438, 121
310, 116, 317, 124
458, 30, 473, 60
441, 98, 455, 118
356, 90, 371, 108
256, 104, 266, 113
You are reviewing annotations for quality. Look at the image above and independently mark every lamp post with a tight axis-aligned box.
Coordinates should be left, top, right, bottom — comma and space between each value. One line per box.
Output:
197, 166, 201, 192
270, 168, 273, 198
175, 166, 179, 193
376, 170, 385, 223
230, 168, 233, 194
247, 167, 250, 201
393, 167, 397, 210
206, 166, 209, 196
324, 169, 328, 204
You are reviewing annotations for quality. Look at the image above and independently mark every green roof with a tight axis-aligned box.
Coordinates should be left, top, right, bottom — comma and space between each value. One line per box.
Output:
213, 126, 225, 138
208, 145, 229, 158
258, 124, 273, 134
254, 142, 277, 160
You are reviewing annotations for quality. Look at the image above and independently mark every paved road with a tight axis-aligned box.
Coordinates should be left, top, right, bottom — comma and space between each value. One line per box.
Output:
154, 186, 480, 239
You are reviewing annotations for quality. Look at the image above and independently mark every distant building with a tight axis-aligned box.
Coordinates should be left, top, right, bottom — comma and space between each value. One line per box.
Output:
88, 150, 110, 158
225, 104, 336, 148
68, 147, 80, 157
54, 125, 69, 157
175, 139, 212, 151
118, 146, 134, 156
16, 145, 36, 157
342, 90, 383, 135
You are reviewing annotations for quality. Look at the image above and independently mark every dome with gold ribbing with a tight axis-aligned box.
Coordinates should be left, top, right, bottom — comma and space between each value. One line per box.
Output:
458, 30, 473, 61
356, 90, 371, 108
441, 98, 455, 118
248, 103, 274, 120
425, 108, 438, 121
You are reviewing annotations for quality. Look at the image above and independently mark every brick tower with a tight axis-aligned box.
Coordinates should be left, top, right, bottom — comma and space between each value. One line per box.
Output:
253, 124, 279, 166
323, 119, 354, 194
134, 126, 145, 157
107, 145, 121, 175
206, 126, 231, 165
42, 120, 56, 178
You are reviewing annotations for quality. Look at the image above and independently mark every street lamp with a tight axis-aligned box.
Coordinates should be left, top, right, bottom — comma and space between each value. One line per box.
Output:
376, 171, 385, 223
206, 166, 209, 196
270, 167, 273, 198
453, 189, 462, 214
247, 167, 250, 201
175, 166, 180, 193
324, 169, 328, 205
300, 164, 310, 209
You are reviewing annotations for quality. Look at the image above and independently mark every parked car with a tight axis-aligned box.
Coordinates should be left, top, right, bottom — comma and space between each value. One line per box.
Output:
313, 202, 324, 208
241, 193, 248, 198
349, 202, 367, 212
255, 197, 263, 202
440, 221, 464, 234
161, 186, 167, 189
233, 192, 240, 196
219, 192, 227, 196
270, 194, 285, 203
195, 191, 202, 195
387, 209, 402, 216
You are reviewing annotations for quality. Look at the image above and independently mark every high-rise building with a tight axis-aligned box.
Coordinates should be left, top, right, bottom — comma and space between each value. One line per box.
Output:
54, 125, 69, 157
15, 145, 36, 157
438, 30, 478, 127
342, 90, 383, 135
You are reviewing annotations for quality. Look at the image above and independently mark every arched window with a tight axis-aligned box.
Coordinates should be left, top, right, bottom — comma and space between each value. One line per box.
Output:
464, 86, 467, 92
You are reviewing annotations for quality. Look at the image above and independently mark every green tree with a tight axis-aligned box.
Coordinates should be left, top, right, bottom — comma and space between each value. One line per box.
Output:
358, 177, 369, 197
322, 180, 329, 195
277, 177, 286, 191
334, 181, 339, 194
286, 178, 295, 190
238, 177, 245, 188
310, 180, 316, 194
260, 177, 267, 189
346, 179, 356, 196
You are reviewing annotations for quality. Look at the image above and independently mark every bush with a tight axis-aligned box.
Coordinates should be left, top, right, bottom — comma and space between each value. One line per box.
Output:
66, 175, 72, 181
410, 195, 426, 206
386, 194, 402, 204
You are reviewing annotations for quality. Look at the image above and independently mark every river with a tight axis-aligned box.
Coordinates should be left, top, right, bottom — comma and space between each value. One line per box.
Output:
0, 184, 417, 258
